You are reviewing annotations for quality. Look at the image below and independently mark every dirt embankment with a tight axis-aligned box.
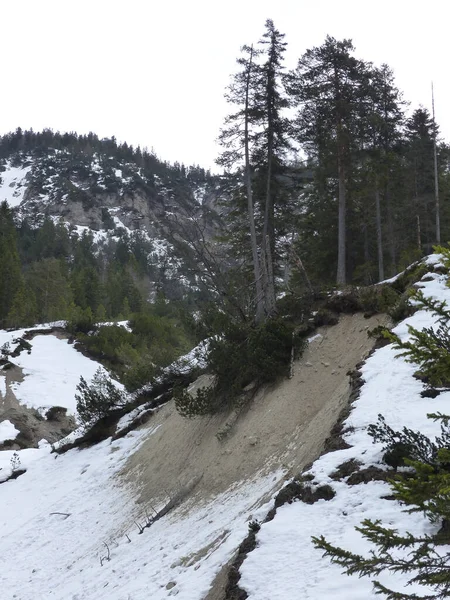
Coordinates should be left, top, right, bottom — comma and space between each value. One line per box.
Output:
122, 313, 387, 510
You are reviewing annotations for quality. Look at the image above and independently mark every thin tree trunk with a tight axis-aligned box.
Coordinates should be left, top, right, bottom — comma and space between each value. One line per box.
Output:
265, 235, 276, 312
336, 151, 346, 285
262, 53, 276, 315
363, 221, 371, 285
385, 188, 397, 275
291, 248, 314, 294
416, 214, 421, 253
432, 83, 440, 244
375, 184, 384, 281
243, 46, 264, 323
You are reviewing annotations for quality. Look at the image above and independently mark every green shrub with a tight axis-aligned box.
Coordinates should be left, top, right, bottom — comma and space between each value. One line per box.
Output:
388, 289, 416, 322
174, 386, 215, 418
324, 288, 362, 314
209, 317, 299, 396
383, 292, 450, 387
276, 292, 315, 324
67, 305, 95, 334
314, 413, 450, 599
122, 359, 158, 392
78, 325, 134, 365
75, 368, 127, 425
391, 262, 429, 294
313, 308, 339, 327
358, 285, 400, 315
174, 316, 301, 418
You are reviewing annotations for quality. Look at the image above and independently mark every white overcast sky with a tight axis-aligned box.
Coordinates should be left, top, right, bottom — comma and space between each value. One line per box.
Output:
2, 0, 449, 170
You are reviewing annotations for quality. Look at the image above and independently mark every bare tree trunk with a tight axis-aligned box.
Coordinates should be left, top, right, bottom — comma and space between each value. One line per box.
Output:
375, 185, 384, 281
336, 151, 346, 285
432, 82, 440, 244
291, 248, 314, 294
262, 54, 276, 316
362, 221, 371, 285
244, 46, 265, 323
416, 214, 421, 253
385, 188, 397, 275
265, 235, 276, 313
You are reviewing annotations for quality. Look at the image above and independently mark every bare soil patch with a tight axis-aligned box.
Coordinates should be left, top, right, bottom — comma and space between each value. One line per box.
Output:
122, 313, 387, 509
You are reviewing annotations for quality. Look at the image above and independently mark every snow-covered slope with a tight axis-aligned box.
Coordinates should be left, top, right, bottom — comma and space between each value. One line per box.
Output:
240, 255, 450, 599
0, 257, 448, 599
0, 161, 32, 207
0, 326, 122, 416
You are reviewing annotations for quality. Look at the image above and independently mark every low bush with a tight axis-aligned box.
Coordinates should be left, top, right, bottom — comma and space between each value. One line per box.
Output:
383, 291, 450, 387
314, 413, 450, 598
209, 317, 299, 395
358, 285, 400, 315
75, 368, 128, 425
174, 386, 215, 418
67, 305, 95, 334
175, 316, 306, 417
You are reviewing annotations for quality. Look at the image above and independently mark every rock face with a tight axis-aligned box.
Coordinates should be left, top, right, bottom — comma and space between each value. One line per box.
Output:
0, 135, 226, 299
2, 152, 221, 236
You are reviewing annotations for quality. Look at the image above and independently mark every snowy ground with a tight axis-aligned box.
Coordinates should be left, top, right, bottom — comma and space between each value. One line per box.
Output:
240, 258, 450, 599
11, 335, 112, 414
0, 259, 448, 599
0, 419, 19, 443
0, 161, 32, 207
0, 327, 122, 415
0, 420, 279, 600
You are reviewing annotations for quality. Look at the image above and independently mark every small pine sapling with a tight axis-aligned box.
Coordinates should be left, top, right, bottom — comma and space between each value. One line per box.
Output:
10, 452, 21, 472
75, 368, 127, 425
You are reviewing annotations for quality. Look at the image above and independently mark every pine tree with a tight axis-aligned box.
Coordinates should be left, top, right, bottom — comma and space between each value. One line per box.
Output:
291, 37, 370, 285
27, 258, 72, 322
358, 63, 406, 281
6, 284, 37, 328
314, 413, 450, 599
218, 43, 265, 322
256, 19, 291, 314
0, 201, 22, 326
217, 20, 291, 320
404, 109, 438, 253
382, 287, 450, 387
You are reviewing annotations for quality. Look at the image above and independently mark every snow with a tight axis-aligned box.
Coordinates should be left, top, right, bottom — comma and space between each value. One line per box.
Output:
308, 333, 322, 343
0, 373, 6, 397
0, 420, 19, 443
0, 258, 449, 599
10, 335, 111, 414
239, 265, 450, 599
72, 224, 109, 244
0, 420, 282, 600
0, 161, 32, 207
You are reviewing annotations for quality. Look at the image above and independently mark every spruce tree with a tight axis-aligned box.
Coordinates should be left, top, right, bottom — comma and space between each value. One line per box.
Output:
290, 37, 369, 285
217, 43, 265, 322
0, 201, 22, 326
217, 20, 291, 321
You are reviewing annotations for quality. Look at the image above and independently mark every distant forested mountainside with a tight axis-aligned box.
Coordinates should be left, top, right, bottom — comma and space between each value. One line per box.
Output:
0, 128, 229, 323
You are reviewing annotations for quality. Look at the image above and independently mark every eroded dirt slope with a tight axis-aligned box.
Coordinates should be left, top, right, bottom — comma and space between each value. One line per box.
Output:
122, 313, 387, 509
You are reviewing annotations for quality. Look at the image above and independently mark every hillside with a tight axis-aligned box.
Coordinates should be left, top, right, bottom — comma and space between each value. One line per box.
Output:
1, 254, 449, 598
0, 311, 385, 600
0, 129, 225, 304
